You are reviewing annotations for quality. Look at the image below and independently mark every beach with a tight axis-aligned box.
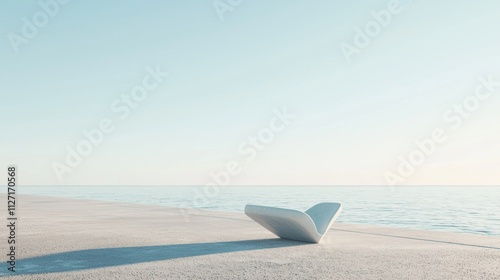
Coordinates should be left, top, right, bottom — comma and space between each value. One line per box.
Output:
1, 195, 499, 279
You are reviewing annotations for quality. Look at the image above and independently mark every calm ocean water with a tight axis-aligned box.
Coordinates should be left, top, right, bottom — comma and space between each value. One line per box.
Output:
16, 186, 500, 235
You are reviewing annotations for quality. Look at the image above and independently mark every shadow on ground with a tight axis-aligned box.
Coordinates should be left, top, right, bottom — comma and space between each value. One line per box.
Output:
8, 238, 306, 275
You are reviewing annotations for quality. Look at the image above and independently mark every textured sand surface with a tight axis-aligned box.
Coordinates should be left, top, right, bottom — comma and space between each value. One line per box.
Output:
1, 195, 499, 279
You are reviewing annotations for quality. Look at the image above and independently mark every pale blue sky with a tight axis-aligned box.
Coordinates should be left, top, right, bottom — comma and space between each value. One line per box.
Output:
1, 0, 499, 185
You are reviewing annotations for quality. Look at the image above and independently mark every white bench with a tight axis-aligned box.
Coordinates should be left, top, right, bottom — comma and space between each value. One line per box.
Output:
245, 203, 342, 243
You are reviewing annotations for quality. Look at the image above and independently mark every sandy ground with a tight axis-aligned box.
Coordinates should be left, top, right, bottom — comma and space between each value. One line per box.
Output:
0, 195, 499, 279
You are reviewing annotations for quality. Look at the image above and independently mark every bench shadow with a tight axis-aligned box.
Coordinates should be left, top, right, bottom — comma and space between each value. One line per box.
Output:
11, 238, 306, 275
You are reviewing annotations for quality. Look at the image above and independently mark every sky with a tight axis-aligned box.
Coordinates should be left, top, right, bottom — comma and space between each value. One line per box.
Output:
1, 0, 500, 185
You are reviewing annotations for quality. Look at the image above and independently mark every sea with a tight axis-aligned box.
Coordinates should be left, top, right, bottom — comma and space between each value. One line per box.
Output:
15, 185, 500, 235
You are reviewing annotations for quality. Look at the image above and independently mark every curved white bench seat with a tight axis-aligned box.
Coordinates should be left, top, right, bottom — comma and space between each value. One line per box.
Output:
245, 203, 342, 243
